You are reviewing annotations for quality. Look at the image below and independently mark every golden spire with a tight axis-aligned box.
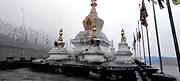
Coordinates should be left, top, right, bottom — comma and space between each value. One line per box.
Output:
92, 26, 97, 38
121, 28, 126, 42
121, 28, 125, 37
58, 29, 63, 42
92, 18, 97, 38
83, 0, 98, 31
90, 0, 98, 17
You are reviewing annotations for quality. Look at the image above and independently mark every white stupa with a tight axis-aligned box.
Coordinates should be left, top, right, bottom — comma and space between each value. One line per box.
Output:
79, 25, 107, 63
47, 29, 70, 60
70, 0, 111, 53
114, 28, 133, 63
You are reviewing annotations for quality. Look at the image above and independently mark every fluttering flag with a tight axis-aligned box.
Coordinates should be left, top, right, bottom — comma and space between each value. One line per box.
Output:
148, 0, 157, 4
133, 33, 136, 50
136, 28, 141, 42
172, 0, 180, 5
148, 0, 164, 9
140, 0, 148, 27
137, 20, 141, 42
157, 0, 165, 9
138, 31, 141, 42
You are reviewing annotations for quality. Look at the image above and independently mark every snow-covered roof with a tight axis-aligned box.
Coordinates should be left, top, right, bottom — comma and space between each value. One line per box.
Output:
46, 55, 68, 60
48, 47, 69, 54
72, 31, 110, 45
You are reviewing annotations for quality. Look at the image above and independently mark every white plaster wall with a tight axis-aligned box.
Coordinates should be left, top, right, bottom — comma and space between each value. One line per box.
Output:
99, 45, 109, 53
73, 45, 89, 52
83, 55, 105, 61
118, 43, 129, 52
47, 55, 68, 60
73, 45, 109, 53
116, 56, 132, 61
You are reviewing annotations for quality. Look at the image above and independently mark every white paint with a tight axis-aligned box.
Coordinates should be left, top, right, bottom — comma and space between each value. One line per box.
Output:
47, 54, 68, 60
81, 55, 106, 62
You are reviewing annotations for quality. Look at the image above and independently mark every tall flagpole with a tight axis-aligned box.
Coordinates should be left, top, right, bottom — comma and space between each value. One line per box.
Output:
139, 4, 146, 63
151, 0, 163, 73
145, 27, 152, 66
134, 48, 137, 59
166, 0, 180, 74
136, 28, 139, 60
138, 21, 142, 61
133, 32, 137, 59
141, 24, 146, 63
135, 32, 138, 59
134, 33, 137, 59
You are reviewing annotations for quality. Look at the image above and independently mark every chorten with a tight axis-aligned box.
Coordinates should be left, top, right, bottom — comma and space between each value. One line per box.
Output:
115, 28, 133, 56
47, 29, 69, 60
70, 0, 111, 53
113, 28, 133, 64
79, 25, 107, 63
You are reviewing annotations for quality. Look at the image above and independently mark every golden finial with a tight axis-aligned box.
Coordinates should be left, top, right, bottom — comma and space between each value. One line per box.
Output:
121, 28, 126, 42
91, 0, 97, 7
58, 29, 63, 42
92, 17, 97, 38
91, 16, 96, 27
92, 26, 97, 31
92, 26, 97, 38
121, 28, 125, 36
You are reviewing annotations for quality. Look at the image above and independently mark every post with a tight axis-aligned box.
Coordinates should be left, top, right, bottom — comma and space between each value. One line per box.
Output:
141, 24, 146, 63
136, 28, 140, 60
138, 20, 142, 61
151, 0, 163, 73
139, 37, 142, 61
145, 27, 152, 66
70, 41, 72, 52
166, 0, 180, 74
136, 37, 138, 59
139, 4, 146, 63
134, 48, 137, 59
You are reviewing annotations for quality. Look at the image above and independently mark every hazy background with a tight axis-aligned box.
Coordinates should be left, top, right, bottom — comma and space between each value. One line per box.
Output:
0, 0, 180, 57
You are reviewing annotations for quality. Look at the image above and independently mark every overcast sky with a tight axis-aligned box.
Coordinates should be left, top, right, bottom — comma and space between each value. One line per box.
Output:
0, 0, 180, 57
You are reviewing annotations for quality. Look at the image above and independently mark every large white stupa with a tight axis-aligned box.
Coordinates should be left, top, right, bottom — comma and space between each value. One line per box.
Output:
70, 0, 111, 53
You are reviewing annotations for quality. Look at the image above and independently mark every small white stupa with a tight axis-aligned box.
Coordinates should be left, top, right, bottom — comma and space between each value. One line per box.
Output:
114, 28, 133, 63
47, 29, 70, 60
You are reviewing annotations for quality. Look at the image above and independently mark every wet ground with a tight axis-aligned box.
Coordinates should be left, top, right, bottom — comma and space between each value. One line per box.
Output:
0, 64, 179, 81
152, 64, 180, 77
0, 68, 92, 81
